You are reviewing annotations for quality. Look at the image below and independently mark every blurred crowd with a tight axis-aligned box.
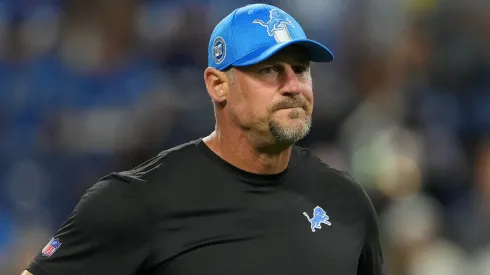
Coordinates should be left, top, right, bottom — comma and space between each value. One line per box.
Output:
1, 0, 490, 274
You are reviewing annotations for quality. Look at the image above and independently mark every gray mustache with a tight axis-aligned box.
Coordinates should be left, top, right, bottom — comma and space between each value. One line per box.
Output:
271, 98, 307, 111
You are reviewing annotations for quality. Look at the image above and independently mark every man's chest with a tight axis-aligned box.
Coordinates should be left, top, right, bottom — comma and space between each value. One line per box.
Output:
146, 187, 365, 275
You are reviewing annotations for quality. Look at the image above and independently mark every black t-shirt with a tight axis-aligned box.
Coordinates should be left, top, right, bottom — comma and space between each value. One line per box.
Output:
27, 138, 386, 275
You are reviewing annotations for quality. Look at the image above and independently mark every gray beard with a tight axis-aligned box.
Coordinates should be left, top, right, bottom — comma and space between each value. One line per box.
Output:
268, 114, 312, 144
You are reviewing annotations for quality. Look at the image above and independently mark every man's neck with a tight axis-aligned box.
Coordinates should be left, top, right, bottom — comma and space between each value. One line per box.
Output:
202, 130, 292, 175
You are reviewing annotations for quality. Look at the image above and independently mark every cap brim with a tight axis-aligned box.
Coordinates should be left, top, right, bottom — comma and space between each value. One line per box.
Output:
231, 39, 334, 68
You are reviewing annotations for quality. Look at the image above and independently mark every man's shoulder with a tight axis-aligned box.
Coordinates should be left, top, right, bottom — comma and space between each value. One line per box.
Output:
106, 139, 204, 185
293, 144, 350, 176
292, 144, 369, 200
292, 144, 337, 175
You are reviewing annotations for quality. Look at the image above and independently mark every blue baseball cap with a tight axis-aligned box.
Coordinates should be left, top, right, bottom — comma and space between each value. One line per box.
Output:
208, 3, 334, 71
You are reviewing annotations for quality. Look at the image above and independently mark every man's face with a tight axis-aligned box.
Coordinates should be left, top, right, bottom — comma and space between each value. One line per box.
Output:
226, 45, 314, 144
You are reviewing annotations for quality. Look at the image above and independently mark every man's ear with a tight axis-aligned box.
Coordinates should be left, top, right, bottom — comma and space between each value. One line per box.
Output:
204, 67, 230, 103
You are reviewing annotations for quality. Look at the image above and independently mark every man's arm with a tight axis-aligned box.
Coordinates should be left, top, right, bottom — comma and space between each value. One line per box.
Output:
357, 192, 387, 275
23, 175, 150, 275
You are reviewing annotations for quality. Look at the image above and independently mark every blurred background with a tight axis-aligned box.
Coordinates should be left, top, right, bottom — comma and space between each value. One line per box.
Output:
0, 0, 490, 274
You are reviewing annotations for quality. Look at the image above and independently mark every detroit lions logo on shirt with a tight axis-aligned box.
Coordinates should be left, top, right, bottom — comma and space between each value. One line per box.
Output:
253, 9, 295, 42
303, 206, 332, 232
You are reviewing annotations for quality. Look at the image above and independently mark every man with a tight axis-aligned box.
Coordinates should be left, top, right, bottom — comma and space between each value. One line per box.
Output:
23, 3, 386, 275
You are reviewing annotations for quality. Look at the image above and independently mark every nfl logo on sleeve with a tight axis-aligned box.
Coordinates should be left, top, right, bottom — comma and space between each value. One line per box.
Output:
42, 237, 62, 257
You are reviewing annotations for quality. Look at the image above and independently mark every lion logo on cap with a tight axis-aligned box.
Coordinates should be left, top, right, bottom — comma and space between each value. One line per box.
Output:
253, 9, 295, 42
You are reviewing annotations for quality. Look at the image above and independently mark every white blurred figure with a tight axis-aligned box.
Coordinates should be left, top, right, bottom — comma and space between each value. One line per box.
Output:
341, 104, 423, 195
382, 193, 469, 275
338, 35, 416, 192
408, 238, 468, 275
468, 245, 490, 275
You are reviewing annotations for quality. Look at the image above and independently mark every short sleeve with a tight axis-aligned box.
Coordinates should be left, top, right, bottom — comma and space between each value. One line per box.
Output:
357, 192, 387, 275
26, 175, 150, 275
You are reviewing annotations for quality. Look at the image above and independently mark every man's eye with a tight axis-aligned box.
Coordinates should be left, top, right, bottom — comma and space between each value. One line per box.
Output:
293, 66, 307, 74
260, 67, 278, 74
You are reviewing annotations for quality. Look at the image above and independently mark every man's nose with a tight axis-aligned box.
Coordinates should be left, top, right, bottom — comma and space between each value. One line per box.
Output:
279, 65, 301, 96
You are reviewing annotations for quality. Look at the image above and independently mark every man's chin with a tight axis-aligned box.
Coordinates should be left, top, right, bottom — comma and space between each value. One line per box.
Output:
269, 118, 312, 144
